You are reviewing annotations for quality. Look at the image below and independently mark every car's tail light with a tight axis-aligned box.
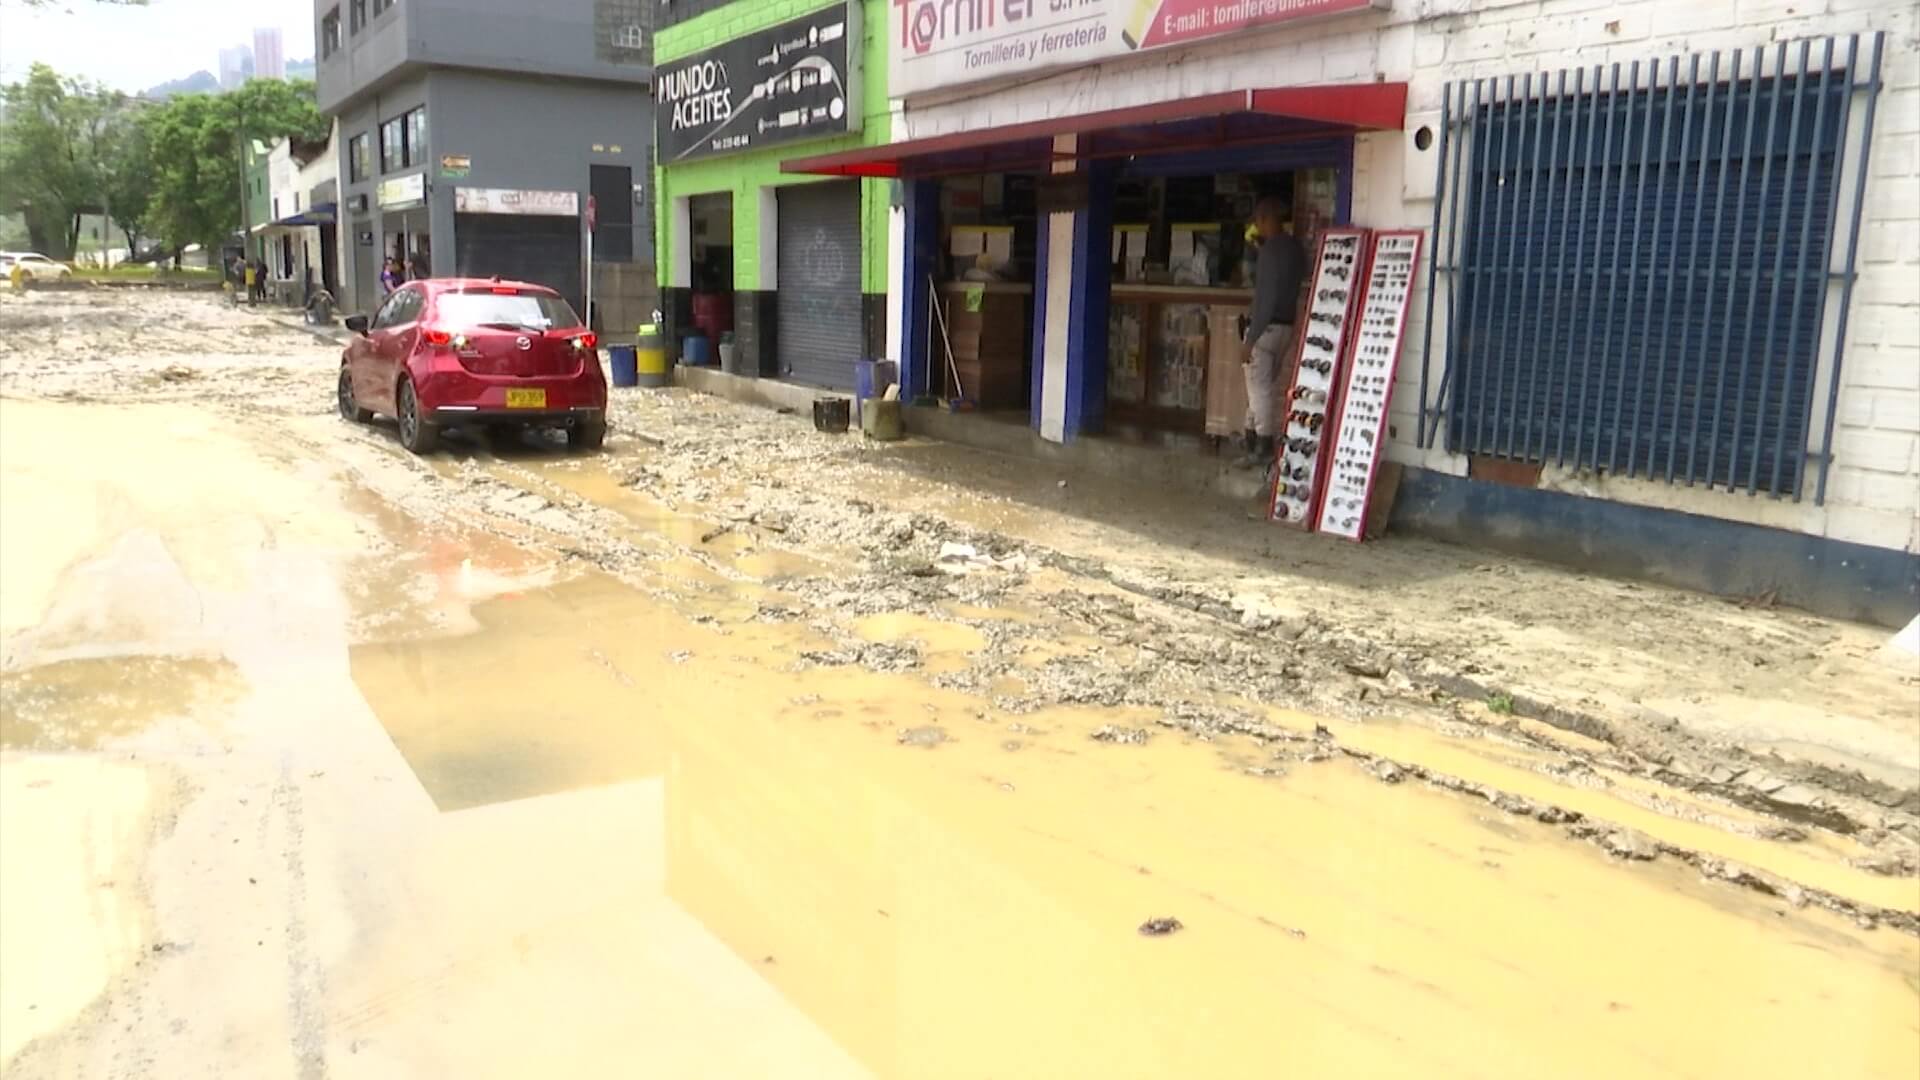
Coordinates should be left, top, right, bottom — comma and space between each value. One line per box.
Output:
573, 332, 598, 350
422, 328, 452, 346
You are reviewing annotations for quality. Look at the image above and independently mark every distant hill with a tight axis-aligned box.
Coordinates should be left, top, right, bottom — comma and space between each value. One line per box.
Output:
141, 61, 313, 100
145, 70, 218, 99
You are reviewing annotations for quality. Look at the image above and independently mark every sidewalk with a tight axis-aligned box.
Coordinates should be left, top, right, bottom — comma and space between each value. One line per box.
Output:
609, 382, 1920, 837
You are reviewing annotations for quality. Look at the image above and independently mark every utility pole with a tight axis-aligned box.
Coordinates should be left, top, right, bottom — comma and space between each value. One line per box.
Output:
235, 95, 250, 283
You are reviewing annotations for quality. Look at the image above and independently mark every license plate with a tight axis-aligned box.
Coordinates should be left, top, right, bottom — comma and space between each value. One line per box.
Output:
504, 389, 546, 409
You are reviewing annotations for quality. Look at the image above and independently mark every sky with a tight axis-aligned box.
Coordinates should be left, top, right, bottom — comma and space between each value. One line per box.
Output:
0, 0, 316, 94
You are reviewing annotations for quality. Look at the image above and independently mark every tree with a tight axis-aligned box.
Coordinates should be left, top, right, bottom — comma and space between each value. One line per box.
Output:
102, 105, 154, 259
0, 64, 115, 258
140, 78, 326, 253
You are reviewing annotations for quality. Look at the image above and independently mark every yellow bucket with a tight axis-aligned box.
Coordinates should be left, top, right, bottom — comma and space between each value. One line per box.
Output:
635, 322, 669, 388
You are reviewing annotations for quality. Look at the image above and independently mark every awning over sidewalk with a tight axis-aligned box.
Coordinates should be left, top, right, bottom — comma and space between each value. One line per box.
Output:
251, 202, 338, 234
782, 84, 1408, 179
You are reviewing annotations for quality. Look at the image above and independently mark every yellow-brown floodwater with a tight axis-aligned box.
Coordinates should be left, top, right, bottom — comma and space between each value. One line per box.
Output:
348, 575, 1920, 1079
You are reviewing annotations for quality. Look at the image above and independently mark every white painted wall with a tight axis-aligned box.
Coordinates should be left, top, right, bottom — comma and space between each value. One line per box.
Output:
901, 0, 1920, 554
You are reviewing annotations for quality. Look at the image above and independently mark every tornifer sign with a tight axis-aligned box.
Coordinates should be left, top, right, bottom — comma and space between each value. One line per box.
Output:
889, 0, 1388, 96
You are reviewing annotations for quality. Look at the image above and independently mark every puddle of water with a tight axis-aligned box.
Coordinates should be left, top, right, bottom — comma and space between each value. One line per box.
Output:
851, 612, 986, 676
0, 654, 242, 750
1231, 705, 1919, 914
531, 463, 831, 582
351, 574, 1920, 1078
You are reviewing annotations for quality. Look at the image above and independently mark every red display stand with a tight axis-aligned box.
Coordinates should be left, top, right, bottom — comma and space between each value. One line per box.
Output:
1268, 227, 1370, 529
1316, 229, 1424, 540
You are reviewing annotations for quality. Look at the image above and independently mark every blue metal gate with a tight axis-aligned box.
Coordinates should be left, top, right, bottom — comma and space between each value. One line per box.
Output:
1417, 35, 1886, 502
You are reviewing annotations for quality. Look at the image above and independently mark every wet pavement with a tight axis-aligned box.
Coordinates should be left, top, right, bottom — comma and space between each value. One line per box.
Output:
2, 291, 1918, 1077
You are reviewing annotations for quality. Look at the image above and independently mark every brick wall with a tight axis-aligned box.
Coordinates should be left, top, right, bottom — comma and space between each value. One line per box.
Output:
900, 0, 1920, 554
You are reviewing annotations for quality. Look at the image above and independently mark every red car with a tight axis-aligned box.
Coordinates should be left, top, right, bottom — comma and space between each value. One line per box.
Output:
337, 277, 607, 453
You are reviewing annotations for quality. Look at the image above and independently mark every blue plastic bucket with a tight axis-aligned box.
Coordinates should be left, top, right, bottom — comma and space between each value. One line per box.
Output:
682, 335, 712, 367
608, 345, 638, 388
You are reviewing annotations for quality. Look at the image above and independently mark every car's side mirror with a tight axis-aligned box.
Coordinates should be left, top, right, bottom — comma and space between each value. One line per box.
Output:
345, 315, 370, 335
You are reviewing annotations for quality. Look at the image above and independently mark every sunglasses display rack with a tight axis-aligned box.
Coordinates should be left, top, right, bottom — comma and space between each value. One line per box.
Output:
1269, 227, 1371, 529
1316, 229, 1425, 540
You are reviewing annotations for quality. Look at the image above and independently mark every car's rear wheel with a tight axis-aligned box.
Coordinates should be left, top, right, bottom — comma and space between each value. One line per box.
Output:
568, 419, 606, 453
337, 366, 373, 423
396, 377, 439, 454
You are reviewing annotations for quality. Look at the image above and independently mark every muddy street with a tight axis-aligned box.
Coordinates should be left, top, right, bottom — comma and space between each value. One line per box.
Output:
2, 289, 1917, 1077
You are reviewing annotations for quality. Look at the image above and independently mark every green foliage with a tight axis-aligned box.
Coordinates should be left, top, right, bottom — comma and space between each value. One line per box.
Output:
1, 63, 326, 259
138, 77, 327, 253
0, 64, 120, 258
103, 110, 154, 256
1487, 692, 1516, 716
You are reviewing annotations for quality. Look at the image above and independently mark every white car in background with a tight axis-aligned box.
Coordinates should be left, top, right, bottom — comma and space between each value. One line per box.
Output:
0, 253, 74, 281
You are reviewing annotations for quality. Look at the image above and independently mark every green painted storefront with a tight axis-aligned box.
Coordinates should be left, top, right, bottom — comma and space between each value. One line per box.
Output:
653, 0, 892, 386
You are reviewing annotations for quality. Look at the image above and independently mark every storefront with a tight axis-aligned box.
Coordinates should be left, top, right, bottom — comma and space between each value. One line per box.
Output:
376, 172, 431, 282
775, 0, 1915, 621
788, 84, 1399, 443
653, 0, 893, 389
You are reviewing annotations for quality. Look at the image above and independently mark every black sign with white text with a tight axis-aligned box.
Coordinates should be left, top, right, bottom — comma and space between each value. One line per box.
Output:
655, 3, 862, 164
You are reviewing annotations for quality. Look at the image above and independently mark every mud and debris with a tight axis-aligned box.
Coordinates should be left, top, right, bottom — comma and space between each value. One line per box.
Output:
3, 291, 1919, 1076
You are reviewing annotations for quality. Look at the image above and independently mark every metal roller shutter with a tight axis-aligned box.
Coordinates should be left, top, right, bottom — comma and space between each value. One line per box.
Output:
776, 181, 863, 389
454, 213, 584, 313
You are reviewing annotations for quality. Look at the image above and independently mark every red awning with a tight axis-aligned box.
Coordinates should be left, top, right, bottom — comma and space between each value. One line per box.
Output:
782, 83, 1408, 179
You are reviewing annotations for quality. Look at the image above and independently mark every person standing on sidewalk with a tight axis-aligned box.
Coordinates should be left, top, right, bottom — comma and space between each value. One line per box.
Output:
1236, 197, 1307, 469
380, 257, 403, 296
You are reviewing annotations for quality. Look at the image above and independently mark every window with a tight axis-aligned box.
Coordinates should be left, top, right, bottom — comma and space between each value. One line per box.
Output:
372, 287, 421, 329
380, 117, 403, 174
436, 290, 582, 331
348, 133, 371, 183
404, 108, 427, 168
590, 164, 635, 262
381, 108, 426, 173
1430, 52, 1856, 499
350, 0, 366, 33
320, 8, 342, 57
373, 0, 394, 16
611, 24, 644, 50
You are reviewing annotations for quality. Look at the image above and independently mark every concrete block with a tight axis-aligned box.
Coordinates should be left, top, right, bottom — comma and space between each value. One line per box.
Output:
1876, 89, 1920, 138
1874, 389, 1920, 434
1871, 134, 1918, 179
1861, 221, 1919, 265
1822, 502, 1916, 550
1826, 466, 1911, 512
1836, 388, 1876, 429
1837, 429, 1920, 474
1446, 23, 1510, 64
1737, 0, 1819, 23
1869, 304, 1920, 350
1845, 342, 1920, 389
1415, 32, 1447, 69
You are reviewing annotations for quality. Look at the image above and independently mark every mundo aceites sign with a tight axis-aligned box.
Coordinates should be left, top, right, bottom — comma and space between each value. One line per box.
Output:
890, 0, 1387, 96
656, 3, 863, 163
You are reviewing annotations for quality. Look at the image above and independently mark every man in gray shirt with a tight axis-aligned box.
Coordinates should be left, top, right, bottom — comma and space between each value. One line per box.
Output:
1237, 197, 1307, 468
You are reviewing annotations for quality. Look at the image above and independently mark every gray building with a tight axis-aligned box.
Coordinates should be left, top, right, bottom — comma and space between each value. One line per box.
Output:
314, 0, 654, 324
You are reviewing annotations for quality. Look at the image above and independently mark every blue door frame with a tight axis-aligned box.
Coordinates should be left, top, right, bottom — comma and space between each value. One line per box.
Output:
900, 134, 1357, 438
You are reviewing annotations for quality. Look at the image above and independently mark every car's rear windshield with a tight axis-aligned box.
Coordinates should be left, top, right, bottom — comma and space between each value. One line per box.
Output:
436, 290, 581, 331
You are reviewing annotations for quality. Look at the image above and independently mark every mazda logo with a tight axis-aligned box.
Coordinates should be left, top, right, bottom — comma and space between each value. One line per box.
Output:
515, 336, 531, 351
